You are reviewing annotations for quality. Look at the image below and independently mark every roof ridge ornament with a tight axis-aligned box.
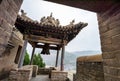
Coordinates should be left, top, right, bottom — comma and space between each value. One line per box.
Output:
50, 12, 53, 17
21, 9, 27, 16
20, 9, 33, 22
69, 19, 75, 26
64, 19, 75, 28
40, 12, 60, 27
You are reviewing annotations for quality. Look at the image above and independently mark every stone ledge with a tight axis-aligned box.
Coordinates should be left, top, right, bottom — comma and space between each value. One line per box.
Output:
8, 65, 38, 81
77, 54, 102, 62
51, 70, 68, 81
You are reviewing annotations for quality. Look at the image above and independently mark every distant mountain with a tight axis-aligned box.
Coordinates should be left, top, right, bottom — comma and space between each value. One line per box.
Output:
40, 50, 101, 71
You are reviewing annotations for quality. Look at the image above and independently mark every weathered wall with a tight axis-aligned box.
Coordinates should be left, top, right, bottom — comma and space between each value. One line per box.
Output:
97, 4, 120, 81
0, 0, 23, 79
0, 30, 23, 79
38, 68, 51, 75
74, 55, 104, 81
8, 65, 33, 81
51, 70, 68, 81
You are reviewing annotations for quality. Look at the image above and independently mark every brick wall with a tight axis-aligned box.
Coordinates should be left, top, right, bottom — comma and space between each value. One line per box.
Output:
74, 55, 104, 81
0, 0, 23, 79
97, 4, 120, 81
74, 62, 104, 81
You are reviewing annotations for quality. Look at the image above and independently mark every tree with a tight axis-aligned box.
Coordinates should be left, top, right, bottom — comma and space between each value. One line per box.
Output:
33, 54, 45, 67
23, 51, 45, 68
23, 51, 30, 65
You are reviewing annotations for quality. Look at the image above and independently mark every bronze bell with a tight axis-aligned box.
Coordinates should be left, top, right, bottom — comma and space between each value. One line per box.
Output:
41, 43, 50, 55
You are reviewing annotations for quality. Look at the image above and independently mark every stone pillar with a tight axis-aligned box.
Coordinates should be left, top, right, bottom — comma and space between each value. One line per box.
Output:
97, 4, 120, 81
55, 50, 59, 67
60, 45, 65, 71
30, 46, 36, 65
18, 40, 28, 68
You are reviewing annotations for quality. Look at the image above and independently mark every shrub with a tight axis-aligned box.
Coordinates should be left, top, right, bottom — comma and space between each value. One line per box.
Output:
23, 51, 45, 68
23, 51, 30, 65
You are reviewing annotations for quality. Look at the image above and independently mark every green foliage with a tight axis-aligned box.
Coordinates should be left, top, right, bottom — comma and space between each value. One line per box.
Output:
23, 50, 45, 67
23, 51, 30, 65
33, 54, 46, 67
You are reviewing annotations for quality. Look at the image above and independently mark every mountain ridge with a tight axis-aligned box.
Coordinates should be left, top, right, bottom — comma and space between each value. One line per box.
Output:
40, 50, 101, 71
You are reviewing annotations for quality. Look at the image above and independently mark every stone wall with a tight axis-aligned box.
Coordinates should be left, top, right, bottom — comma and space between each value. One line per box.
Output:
51, 70, 68, 81
74, 55, 104, 81
0, 0, 23, 79
38, 68, 51, 75
38, 67, 57, 75
8, 65, 34, 81
0, 30, 24, 79
97, 4, 120, 81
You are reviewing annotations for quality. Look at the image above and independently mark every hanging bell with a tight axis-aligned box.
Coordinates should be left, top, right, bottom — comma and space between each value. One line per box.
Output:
41, 48, 46, 54
41, 43, 50, 55
46, 47, 50, 54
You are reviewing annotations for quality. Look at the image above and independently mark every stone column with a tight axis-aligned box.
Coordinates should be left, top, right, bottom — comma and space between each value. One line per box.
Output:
55, 50, 59, 67
60, 45, 65, 71
18, 40, 28, 68
30, 46, 36, 65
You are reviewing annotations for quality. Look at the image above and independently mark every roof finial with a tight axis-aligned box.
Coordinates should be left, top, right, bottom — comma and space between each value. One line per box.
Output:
72, 19, 75, 23
69, 19, 75, 26
50, 12, 53, 17
21, 9, 27, 16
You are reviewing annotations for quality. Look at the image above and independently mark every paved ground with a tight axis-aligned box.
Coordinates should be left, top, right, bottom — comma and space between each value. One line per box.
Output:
30, 75, 50, 81
30, 71, 75, 81
0, 78, 8, 81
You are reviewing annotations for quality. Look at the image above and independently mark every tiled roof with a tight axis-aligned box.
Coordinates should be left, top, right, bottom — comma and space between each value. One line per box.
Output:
15, 12, 88, 43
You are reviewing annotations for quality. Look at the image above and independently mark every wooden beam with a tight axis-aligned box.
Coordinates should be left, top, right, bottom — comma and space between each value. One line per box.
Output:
30, 46, 35, 65
18, 40, 28, 68
55, 50, 59, 67
60, 45, 65, 71
28, 41, 37, 47
35, 44, 61, 50
24, 34, 68, 45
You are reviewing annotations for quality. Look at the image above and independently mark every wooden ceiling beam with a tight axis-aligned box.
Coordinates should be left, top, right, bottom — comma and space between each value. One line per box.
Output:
35, 44, 61, 50
24, 34, 68, 45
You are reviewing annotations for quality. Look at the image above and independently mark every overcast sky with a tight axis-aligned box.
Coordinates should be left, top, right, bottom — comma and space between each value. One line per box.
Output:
21, 0, 101, 53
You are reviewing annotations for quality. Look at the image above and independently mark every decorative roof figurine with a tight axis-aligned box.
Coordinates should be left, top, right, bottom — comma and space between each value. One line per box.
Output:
21, 9, 27, 16
40, 13, 60, 27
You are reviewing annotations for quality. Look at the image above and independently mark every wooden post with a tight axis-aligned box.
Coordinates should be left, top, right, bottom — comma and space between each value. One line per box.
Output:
30, 46, 35, 65
55, 50, 59, 67
18, 40, 28, 68
60, 45, 65, 71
